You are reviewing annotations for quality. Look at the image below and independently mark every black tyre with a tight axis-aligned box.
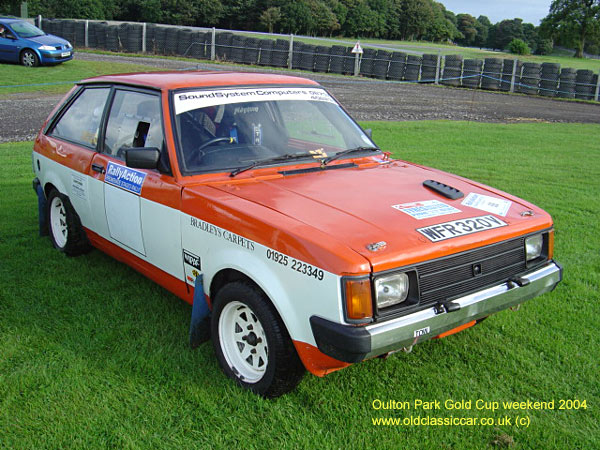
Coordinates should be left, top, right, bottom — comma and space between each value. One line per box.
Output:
47, 189, 91, 256
211, 281, 305, 398
20, 49, 39, 67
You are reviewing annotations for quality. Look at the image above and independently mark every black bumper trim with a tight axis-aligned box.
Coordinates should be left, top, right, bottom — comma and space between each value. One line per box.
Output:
310, 316, 371, 363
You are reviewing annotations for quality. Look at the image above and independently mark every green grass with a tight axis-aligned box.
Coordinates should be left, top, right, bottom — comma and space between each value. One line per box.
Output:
1, 121, 599, 448
0, 59, 165, 95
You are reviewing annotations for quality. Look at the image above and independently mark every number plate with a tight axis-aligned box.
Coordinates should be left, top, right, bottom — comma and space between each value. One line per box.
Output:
61, 51, 71, 58
417, 215, 507, 242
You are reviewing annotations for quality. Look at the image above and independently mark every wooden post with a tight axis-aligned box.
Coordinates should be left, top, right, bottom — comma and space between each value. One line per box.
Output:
211, 27, 216, 60
510, 59, 518, 93
288, 34, 294, 69
141, 23, 146, 53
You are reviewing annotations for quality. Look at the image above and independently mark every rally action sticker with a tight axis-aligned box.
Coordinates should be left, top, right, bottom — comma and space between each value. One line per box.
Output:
462, 192, 512, 217
392, 200, 461, 220
417, 215, 507, 242
104, 162, 147, 195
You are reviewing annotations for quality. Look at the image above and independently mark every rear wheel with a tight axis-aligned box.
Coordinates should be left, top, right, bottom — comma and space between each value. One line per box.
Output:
47, 189, 91, 256
20, 49, 39, 67
211, 281, 305, 398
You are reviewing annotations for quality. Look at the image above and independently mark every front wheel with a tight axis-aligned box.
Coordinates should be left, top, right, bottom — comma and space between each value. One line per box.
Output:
20, 49, 39, 67
211, 281, 305, 398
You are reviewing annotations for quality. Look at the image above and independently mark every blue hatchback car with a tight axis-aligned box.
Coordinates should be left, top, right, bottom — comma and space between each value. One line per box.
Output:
0, 17, 73, 67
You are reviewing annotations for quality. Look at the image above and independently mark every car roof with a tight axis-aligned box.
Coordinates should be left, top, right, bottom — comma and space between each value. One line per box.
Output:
0, 17, 24, 24
79, 71, 321, 91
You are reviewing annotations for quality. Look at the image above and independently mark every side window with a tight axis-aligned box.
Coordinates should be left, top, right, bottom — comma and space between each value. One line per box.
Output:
104, 90, 164, 158
51, 88, 110, 148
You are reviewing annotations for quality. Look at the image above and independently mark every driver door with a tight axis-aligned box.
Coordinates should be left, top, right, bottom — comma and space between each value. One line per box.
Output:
89, 87, 183, 280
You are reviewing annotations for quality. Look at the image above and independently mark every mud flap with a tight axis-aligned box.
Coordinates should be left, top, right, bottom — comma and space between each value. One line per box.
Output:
189, 274, 211, 348
33, 178, 48, 236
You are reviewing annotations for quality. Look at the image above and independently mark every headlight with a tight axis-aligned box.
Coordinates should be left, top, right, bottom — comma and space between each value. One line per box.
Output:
374, 273, 409, 309
525, 234, 543, 261
38, 45, 55, 51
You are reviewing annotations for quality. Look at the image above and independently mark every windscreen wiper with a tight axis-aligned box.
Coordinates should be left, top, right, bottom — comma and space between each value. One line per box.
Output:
230, 152, 318, 177
321, 146, 380, 166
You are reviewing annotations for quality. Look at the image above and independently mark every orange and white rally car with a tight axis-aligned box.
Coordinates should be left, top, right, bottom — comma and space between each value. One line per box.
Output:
32, 71, 562, 397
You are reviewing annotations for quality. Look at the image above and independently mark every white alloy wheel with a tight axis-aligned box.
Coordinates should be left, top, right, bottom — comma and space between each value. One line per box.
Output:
218, 301, 268, 383
49, 195, 68, 249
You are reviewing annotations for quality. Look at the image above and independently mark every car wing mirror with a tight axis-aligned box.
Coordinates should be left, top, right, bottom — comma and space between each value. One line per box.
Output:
124, 147, 161, 170
364, 128, 373, 139
6, 33, 17, 40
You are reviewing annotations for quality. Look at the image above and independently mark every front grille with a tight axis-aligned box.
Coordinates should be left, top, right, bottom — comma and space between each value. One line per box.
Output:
416, 236, 528, 306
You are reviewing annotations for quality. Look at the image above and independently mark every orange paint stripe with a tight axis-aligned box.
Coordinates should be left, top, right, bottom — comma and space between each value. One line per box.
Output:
435, 320, 477, 339
85, 228, 193, 305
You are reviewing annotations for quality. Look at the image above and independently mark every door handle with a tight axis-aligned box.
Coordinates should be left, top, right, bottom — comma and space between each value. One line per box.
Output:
91, 163, 105, 174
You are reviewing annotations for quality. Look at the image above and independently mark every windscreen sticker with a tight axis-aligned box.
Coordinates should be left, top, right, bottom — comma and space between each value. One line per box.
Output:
462, 192, 512, 217
417, 215, 507, 242
174, 88, 336, 114
392, 200, 461, 220
104, 162, 146, 195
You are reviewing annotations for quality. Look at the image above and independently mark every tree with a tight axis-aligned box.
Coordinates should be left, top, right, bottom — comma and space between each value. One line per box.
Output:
456, 13, 477, 46
507, 38, 530, 54
259, 6, 281, 33
541, 0, 600, 57
493, 18, 524, 50
474, 15, 490, 48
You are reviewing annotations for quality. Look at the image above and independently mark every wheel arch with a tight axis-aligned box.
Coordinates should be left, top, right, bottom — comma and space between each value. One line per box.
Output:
20, 47, 41, 63
205, 256, 310, 346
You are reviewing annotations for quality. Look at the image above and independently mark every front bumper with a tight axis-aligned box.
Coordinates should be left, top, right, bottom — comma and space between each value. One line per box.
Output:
310, 260, 562, 363
39, 49, 73, 64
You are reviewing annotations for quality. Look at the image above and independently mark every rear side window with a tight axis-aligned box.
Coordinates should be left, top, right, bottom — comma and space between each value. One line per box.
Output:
103, 90, 164, 158
51, 88, 110, 148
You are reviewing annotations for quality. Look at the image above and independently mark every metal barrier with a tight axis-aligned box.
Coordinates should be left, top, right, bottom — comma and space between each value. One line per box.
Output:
36, 17, 600, 102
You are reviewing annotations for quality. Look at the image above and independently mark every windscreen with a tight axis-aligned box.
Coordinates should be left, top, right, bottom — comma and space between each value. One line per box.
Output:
172, 87, 376, 174
11, 21, 44, 38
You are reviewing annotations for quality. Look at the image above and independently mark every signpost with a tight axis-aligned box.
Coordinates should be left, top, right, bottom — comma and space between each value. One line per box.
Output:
351, 41, 363, 77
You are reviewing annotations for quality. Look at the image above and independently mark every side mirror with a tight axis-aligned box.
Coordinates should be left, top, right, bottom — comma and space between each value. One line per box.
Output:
6, 33, 17, 40
365, 128, 373, 139
124, 147, 161, 170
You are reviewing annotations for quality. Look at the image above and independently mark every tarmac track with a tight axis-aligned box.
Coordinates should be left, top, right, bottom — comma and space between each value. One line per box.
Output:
1, 52, 598, 144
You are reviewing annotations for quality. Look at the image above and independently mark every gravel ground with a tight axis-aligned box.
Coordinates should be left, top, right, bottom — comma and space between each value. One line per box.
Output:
1, 52, 599, 143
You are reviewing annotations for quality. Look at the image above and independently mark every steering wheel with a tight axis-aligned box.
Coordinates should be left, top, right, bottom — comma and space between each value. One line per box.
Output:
197, 137, 235, 152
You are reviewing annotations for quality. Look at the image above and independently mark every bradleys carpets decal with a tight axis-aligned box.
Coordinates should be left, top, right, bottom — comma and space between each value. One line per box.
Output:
105, 162, 147, 195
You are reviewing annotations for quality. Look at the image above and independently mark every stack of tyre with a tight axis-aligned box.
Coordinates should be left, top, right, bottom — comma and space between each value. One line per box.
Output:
387, 52, 407, 81
481, 58, 502, 90
243, 38, 260, 65
342, 47, 355, 74
557, 68, 576, 98
500, 59, 518, 91
271, 39, 289, 68
163, 27, 179, 56
462, 59, 483, 88
313, 46, 330, 73
105, 25, 120, 52
215, 32, 233, 60
441, 55, 462, 87
258, 39, 274, 66
73, 21, 85, 47
575, 69, 595, 100
328, 46, 346, 74
420, 54, 438, 83
291, 42, 304, 69
359, 48, 377, 78
188, 31, 207, 59
301, 44, 317, 71
519, 63, 541, 95
539, 63, 560, 97
404, 55, 422, 82
230, 35, 246, 63
373, 50, 391, 79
